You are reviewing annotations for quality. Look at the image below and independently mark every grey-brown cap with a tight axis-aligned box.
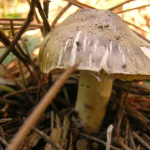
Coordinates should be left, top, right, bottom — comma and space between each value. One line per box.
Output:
39, 9, 150, 80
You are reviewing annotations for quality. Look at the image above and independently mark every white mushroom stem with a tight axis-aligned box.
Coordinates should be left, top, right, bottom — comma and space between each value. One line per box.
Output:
75, 72, 113, 134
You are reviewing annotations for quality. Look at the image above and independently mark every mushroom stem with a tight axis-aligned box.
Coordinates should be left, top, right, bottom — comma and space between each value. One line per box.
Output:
75, 72, 113, 134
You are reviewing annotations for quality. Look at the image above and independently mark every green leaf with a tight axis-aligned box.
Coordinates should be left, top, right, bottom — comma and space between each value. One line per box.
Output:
0, 84, 23, 99
3, 13, 21, 18
0, 48, 16, 65
20, 35, 41, 56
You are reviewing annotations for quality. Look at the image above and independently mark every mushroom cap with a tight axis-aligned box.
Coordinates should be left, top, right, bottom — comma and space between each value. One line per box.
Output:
39, 9, 150, 80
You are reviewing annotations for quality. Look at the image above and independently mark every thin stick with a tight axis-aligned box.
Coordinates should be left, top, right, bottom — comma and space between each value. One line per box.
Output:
116, 82, 132, 136
0, 27, 39, 30
33, 127, 64, 150
51, 111, 54, 130
132, 29, 150, 44
128, 128, 136, 150
0, 22, 43, 27
51, 1, 73, 28
0, 18, 26, 21
1, 64, 19, 87
0, 29, 28, 64
143, 134, 150, 143
0, 98, 26, 107
0, 135, 9, 147
43, 0, 50, 18
10, 20, 29, 65
109, 0, 134, 11
27, 0, 43, 34
0, 0, 35, 64
36, 0, 51, 36
18, 60, 27, 87
21, 37, 37, 83
80, 133, 120, 150
116, 4, 150, 14
64, 0, 96, 9
126, 21, 150, 35
3, 86, 40, 98
6, 63, 78, 150
106, 124, 113, 150
119, 140, 132, 150
132, 132, 150, 150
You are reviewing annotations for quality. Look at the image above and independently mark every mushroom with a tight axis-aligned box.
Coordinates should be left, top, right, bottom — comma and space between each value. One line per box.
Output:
39, 9, 150, 134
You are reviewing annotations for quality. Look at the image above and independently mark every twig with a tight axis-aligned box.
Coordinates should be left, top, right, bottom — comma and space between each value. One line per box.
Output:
64, 0, 96, 9
36, 0, 51, 36
3, 86, 40, 98
6, 63, 79, 150
1, 64, 19, 87
106, 124, 113, 150
126, 21, 150, 35
33, 127, 64, 150
132, 29, 150, 44
80, 133, 120, 150
1, 104, 9, 112
27, 0, 43, 34
10, 20, 35, 87
10, 20, 31, 68
143, 134, 150, 143
0, 22, 43, 27
10, 20, 28, 88
132, 132, 150, 150
0, 98, 28, 108
0, 0, 36, 64
126, 104, 150, 131
0, 135, 9, 147
0, 118, 13, 123
0, 18, 26, 21
51, 111, 54, 130
0, 26, 39, 30
128, 128, 136, 150
125, 120, 129, 145
18, 60, 27, 87
109, 0, 134, 11
116, 82, 132, 136
137, 145, 140, 150
0, 126, 6, 139
51, 1, 74, 28
119, 140, 132, 150
63, 87, 70, 105
43, 0, 50, 18
0, 29, 28, 64
21, 37, 38, 84
23, 139, 31, 150
116, 4, 150, 14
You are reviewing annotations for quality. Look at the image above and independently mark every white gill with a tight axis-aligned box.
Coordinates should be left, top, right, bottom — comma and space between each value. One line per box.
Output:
64, 39, 70, 52
83, 36, 87, 52
122, 52, 125, 63
140, 46, 150, 60
89, 53, 92, 68
91, 73, 101, 82
127, 48, 135, 65
69, 31, 81, 65
94, 39, 98, 52
118, 45, 122, 54
109, 41, 113, 55
46, 52, 49, 58
100, 46, 109, 70
57, 47, 64, 66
